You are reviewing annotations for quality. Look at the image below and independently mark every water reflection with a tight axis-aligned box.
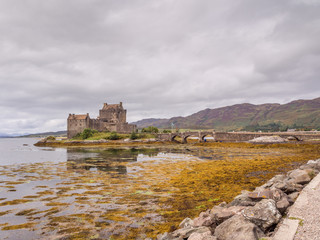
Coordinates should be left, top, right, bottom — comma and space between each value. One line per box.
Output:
66, 148, 161, 173
65, 147, 268, 175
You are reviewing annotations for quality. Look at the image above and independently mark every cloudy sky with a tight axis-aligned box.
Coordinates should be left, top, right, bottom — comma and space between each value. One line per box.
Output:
1, 0, 320, 135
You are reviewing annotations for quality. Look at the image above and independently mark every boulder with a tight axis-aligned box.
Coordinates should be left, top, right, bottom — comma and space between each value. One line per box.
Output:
214, 215, 264, 240
276, 197, 290, 214
277, 179, 303, 193
288, 169, 312, 184
171, 226, 212, 239
272, 182, 287, 191
288, 192, 300, 201
193, 211, 215, 228
179, 217, 194, 229
301, 160, 320, 171
188, 229, 216, 240
211, 205, 246, 224
228, 191, 256, 207
248, 189, 273, 200
248, 188, 286, 202
242, 199, 282, 231
156, 232, 177, 240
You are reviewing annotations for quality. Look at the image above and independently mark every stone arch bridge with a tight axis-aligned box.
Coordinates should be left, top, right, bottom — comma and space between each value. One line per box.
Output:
157, 131, 215, 143
157, 131, 320, 143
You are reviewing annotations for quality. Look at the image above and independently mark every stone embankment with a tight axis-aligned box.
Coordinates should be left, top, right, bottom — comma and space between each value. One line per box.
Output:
151, 159, 320, 240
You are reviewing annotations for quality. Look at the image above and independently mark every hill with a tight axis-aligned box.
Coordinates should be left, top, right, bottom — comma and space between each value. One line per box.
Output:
132, 97, 320, 131
19, 130, 67, 138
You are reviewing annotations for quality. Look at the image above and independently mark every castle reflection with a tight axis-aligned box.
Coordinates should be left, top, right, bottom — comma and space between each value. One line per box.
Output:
66, 147, 222, 174
66, 148, 160, 174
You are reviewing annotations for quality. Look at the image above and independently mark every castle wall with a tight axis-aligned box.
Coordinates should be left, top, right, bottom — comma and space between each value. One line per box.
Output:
67, 117, 90, 138
67, 103, 136, 139
99, 109, 126, 123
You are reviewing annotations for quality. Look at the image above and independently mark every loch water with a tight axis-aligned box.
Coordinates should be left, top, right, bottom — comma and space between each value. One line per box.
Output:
0, 138, 317, 239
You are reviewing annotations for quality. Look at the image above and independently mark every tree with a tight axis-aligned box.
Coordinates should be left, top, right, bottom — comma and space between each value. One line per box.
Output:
81, 128, 97, 139
141, 126, 159, 133
107, 132, 120, 140
130, 131, 138, 140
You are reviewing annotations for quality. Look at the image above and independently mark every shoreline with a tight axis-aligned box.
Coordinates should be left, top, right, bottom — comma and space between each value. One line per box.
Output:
156, 159, 320, 240
5, 138, 320, 239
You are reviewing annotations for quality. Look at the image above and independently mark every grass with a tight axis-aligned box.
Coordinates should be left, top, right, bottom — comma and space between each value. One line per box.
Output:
289, 217, 304, 226
70, 131, 156, 141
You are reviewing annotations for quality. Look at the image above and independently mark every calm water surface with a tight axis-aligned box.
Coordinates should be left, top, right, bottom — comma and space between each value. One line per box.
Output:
0, 138, 292, 239
0, 138, 212, 239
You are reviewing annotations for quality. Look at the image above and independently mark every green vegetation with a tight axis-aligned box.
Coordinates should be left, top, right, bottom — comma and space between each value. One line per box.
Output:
141, 126, 159, 133
130, 131, 139, 140
45, 136, 56, 141
106, 132, 121, 140
81, 128, 98, 139
134, 98, 320, 131
70, 129, 156, 141
288, 217, 304, 226
242, 122, 314, 132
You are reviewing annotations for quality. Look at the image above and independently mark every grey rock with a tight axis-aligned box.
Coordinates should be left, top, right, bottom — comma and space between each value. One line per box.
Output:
188, 230, 217, 240
211, 205, 246, 224
284, 179, 303, 194
272, 182, 287, 191
178, 217, 194, 229
276, 197, 290, 214
156, 232, 177, 240
228, 191, 256, 207
248, 189, 274, 200
248, 188, 285, 202
193, 211, 215, 228
302, 160, 320, 171
171, 226, 211, 239
288, 169, 312, 184
217, 202, 227, 207
288, 191, 300, 201
214, 215, 264, 240
242, 199, 282, 231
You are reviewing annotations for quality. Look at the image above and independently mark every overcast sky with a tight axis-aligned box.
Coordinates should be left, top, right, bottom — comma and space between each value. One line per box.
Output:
1, 0, 320, 135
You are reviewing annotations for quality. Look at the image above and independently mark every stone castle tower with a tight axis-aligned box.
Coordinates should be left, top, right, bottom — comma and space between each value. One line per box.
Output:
67, 102, 136, 138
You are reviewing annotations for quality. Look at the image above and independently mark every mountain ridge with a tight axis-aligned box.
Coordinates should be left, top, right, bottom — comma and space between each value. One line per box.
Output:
132, 97, 320, 131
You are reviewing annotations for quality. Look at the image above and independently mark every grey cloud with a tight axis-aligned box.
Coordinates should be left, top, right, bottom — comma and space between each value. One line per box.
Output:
0, 0, 320, 134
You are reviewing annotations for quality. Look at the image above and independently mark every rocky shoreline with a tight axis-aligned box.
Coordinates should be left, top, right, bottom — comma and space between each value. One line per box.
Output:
151, 159, 320, 240
33, 138, 165, 147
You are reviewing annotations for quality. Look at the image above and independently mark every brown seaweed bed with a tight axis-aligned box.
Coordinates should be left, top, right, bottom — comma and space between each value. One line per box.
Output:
0, 143, 320, 239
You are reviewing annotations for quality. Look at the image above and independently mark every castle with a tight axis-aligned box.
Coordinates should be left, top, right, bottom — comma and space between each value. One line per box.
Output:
67, 102, 136, 138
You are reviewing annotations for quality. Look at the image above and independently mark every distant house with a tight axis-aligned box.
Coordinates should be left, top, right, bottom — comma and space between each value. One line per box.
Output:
67, 102, 136, 138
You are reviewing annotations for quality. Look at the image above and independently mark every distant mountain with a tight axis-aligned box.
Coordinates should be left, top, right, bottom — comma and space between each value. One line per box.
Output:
132, 97, 320, 131
19, 130, 67, 138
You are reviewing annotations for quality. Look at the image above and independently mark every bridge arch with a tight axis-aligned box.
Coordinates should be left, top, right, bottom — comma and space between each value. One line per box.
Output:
199, 132, 215, 142
171, 134, 181, 143
182, 134, 197, 143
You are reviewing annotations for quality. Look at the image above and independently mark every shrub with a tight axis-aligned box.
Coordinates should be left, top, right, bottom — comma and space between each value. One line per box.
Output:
46, 136, 56, 141
130, 131, 138, 140
141, 126, 159, 133
162, 129, 171, 133
107, 132, 121, 140
81, 128, 97, 139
